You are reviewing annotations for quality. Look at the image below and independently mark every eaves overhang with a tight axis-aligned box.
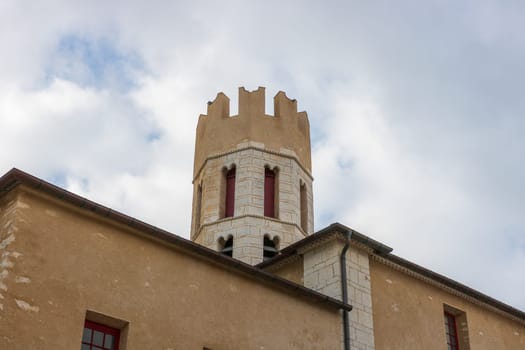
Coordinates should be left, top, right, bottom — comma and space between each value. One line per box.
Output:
256, 222, 393, 270
0, 168, 352, 313
376, 253, 525, 322
257, 222, 525, 323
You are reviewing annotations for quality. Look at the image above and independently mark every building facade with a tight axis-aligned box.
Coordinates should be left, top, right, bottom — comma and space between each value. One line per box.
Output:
0, 87, 524, 349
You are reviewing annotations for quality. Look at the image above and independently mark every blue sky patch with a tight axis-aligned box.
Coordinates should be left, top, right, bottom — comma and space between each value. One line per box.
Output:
45, 34, 144, 91
48, 171, 67, 187
147, 130, 162, 142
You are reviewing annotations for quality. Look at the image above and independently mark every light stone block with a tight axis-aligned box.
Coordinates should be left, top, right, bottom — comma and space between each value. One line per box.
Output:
303, 241, 375, 350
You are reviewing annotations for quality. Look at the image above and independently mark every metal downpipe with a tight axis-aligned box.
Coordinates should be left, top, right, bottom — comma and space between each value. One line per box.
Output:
340, 230, 352, 350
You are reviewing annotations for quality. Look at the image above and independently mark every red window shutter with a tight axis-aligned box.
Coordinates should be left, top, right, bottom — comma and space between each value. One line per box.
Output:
300, 183, 308, 232
264, 169, 275, 217
225, 168, 236, 217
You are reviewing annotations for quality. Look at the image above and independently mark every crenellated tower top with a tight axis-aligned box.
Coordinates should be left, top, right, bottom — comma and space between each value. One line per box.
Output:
194, 87, 311, 177
191, 87, 314, 265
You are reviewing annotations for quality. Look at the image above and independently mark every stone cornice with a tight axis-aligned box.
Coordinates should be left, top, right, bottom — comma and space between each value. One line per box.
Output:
192, 214, 308, 242
193, 145, 314, 184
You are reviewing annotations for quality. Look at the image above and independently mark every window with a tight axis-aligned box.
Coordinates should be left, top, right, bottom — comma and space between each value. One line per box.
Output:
194, 183, 203, 233
444, 312, 459, 350
300, 181, 308, 232
219, 236, 233, 257
263, 235, 279, 261
81, 320, 120, 350
264, 168, 277, 217
443, 305, 470, 350
224, 167, 236, 218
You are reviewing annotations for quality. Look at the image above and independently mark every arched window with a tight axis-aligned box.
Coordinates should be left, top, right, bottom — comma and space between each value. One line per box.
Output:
263, 235, 279, 261
224, 167, 236, 218
300, 181, 308, 232
219, 236, 233, 257
264, 167, 277, 218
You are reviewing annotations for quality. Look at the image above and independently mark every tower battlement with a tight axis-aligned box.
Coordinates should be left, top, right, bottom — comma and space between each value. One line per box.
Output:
194, 87, 311, 176
191, 87, 315, 263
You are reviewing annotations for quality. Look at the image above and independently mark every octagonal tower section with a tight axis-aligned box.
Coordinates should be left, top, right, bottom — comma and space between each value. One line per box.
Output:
190, 87, 314, 265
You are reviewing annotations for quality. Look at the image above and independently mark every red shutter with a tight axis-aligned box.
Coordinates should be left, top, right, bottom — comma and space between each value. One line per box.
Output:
264, 169, 275, 217
300, 183, 307, 232
225, 168, 236, 217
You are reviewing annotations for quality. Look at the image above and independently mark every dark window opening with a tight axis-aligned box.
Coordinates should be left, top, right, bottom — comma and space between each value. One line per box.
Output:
264, 168, 276, 217
194, 184, 203, 233
219, 236, 233, 257
444, 312, 460, 350
263, 235, 279, 261
225, 168, 236, 218
81, 320, 120, 350
300, 182, 308, 232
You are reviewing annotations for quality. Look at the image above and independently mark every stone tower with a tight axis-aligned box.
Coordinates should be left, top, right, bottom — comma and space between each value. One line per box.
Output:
190, 87, 314, 265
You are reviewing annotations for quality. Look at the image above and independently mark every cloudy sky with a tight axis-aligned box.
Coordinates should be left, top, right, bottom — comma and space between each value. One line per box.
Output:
1, 1, 524, 310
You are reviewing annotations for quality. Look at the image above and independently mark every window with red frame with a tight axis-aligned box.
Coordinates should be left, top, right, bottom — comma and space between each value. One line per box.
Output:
264, 168, 275, 217
225, 168, 236, 217
81, 320, 120, 350
300, 182, 308, 232
444, 312, 460, 350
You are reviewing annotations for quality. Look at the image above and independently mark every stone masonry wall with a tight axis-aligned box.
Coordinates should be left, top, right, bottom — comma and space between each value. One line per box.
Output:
303, 238, 375, 350
191, 143, 313, 264
196, 216, 303, 265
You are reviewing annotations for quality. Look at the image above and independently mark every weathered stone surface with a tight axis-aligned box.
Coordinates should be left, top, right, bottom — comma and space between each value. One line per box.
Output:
304, 240, 376, 350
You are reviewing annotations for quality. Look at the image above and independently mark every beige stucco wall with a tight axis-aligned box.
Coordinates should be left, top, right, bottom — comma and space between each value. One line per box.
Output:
370, 257, 525, 350
0, 187, 342, 350
0, 190, 20, 314
194, 87, 311, 175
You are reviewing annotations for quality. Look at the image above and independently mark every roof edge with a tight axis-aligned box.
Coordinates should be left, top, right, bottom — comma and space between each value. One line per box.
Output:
0, 168, 351, 312
257, 222, 393, 269
377, 253, 525, 321
257, 221, 525, 322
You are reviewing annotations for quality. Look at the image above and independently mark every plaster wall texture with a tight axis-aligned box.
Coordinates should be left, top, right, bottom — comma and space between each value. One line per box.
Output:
193, 87, 311, 175
0, 191, 23, 315
303, 239, 376, 350
370, 258, 525, 350
0, 188, 342, 350
192, 145, 313, 265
